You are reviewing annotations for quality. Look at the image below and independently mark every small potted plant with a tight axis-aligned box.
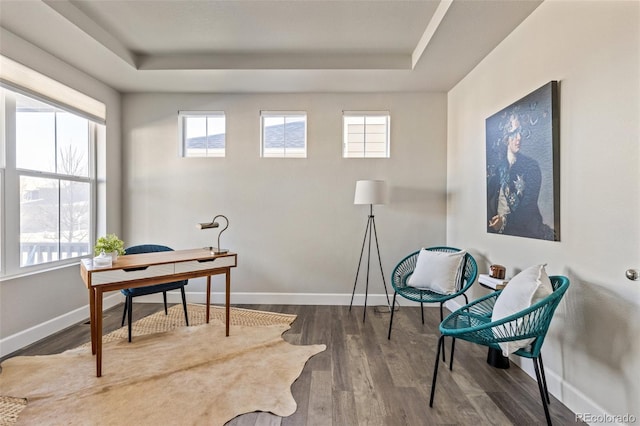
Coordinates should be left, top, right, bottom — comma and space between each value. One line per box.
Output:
94, 234, 126, 260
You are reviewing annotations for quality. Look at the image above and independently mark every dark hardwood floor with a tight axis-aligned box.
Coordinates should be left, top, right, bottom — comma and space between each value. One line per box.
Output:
1, 303, 582, 425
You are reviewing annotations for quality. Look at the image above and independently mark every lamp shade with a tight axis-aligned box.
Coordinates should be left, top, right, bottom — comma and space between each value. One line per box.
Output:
354, 180, 387, 205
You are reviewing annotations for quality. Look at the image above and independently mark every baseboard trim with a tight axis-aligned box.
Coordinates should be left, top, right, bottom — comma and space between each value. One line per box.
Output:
513, 357, 624, 425
444, 299, 622, 425
0, 292, 404, 358
133, 290, 424, 307
1, 291, 615, 424
0, 293, 121, 358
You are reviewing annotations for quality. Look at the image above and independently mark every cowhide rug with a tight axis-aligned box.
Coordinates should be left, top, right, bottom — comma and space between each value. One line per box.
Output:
0, 308, 325, 425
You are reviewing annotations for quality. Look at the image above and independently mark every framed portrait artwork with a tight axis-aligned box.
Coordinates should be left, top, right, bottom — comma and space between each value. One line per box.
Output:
485, 81, 560, 241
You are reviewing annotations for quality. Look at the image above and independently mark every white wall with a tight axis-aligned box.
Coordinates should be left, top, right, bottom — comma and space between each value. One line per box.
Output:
446, 0, 640, 422
0, 29, 122, 355
121, 92, 448, 305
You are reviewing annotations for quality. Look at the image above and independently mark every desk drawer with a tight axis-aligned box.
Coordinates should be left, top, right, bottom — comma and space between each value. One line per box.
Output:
174, 255, 236, 273
90, 264, 175, 286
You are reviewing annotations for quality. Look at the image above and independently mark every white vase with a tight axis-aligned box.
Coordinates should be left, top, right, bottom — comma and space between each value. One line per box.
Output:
109, 251, 119, 261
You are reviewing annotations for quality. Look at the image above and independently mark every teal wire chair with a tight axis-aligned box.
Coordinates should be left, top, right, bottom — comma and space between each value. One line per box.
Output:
429, 275, 570, 426
387, 247, 478, 342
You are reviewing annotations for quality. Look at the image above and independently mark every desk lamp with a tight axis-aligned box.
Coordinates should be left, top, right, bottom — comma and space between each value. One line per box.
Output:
198, 214, 229, 254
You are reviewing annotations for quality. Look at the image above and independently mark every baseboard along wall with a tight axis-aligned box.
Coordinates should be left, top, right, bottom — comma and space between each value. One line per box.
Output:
0, 292, 122, 358
1, 291, 611, 424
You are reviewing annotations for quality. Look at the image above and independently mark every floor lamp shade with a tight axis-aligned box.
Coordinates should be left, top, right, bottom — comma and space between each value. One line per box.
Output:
354, 180, 387, 205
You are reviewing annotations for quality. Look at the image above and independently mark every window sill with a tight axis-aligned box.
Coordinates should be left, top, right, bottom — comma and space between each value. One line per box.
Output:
0, 258, 84, 282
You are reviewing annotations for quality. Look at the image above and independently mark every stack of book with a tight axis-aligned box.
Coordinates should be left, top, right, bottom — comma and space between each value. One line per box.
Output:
478, 273, 508, 290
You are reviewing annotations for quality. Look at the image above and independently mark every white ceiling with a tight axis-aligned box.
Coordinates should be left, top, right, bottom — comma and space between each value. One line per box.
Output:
0, 0, 542, 93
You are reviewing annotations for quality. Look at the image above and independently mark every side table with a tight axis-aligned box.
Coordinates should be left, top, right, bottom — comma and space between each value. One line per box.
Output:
478, 273, 510, 369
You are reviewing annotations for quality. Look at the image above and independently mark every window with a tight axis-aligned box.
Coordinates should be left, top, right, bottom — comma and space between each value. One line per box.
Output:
1, 87, 99, 275
179, 111, 226, 157
343, 111, 390, 158
260, 111, 307, 158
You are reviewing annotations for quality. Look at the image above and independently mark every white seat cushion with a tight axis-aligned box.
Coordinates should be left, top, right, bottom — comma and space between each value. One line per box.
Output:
491, 264, 553, 356
407, 249, 466, 295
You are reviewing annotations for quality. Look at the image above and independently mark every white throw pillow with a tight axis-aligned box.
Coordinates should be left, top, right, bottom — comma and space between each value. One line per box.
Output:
491, 264, 553, 356
407, 249, 466, 294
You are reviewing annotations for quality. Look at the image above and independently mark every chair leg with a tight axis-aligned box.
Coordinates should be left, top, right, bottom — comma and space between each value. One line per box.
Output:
439, 302, 446, 362
121, 296, 128, 327
420, 301, 425, 324
180, 286, 189, 326
449, 337, 456, 371
533, 357, 553, 426
429, 335, 445, 407
163, 291, 168, 315
538, 355, 551, 404
387, 292, 398, 340
127, 295, 133, 343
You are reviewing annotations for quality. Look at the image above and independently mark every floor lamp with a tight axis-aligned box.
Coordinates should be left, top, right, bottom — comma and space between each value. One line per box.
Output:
349, 179, 392, 322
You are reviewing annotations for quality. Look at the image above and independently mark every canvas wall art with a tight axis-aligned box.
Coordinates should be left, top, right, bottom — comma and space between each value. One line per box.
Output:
486, 81, 560, 241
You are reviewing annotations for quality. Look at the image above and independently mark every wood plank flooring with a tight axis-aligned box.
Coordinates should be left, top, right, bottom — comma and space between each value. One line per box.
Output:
1, 303, 583, 425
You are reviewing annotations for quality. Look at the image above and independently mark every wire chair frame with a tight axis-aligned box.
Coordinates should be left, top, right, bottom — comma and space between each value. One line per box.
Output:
439, 275, 569, 358
429, 275, 570, 426
388, 247, 478, 340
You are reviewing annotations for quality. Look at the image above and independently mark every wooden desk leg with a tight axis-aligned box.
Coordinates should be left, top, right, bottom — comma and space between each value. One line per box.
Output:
206, 275, 211, 324
95, 287, 103, 377
88, 287, 96, 355
225, 269, 230, 337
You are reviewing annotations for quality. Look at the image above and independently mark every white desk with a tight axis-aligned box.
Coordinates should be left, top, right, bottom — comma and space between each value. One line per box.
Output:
80, 248, 237, 377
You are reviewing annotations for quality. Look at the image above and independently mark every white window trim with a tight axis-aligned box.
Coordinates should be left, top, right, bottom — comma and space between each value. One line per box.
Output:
260, 111, 307, 158
1, 88, 98, 279
178, 110, 226, 158
343, 110, 391, 159
0, 90, 5, 277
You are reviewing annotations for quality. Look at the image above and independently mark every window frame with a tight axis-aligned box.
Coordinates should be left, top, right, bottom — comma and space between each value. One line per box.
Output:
1, 86, 98, 278
178, 111, 226, 158
260, 111, 307, 158
342, 111, 391, 158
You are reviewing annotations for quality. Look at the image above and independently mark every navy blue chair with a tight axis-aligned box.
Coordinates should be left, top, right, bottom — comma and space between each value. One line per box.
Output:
121, 244, 189, 342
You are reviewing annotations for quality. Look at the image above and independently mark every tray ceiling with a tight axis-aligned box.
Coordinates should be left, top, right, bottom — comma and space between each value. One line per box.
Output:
0, 0, 542, 93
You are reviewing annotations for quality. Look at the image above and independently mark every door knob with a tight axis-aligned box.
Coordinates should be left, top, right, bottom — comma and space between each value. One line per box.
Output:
625, 269, 639, 281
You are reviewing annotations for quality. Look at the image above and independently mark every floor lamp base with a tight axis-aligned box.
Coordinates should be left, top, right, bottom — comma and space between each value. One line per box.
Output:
373, 305, 399, 314
349, 210, 392, 322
